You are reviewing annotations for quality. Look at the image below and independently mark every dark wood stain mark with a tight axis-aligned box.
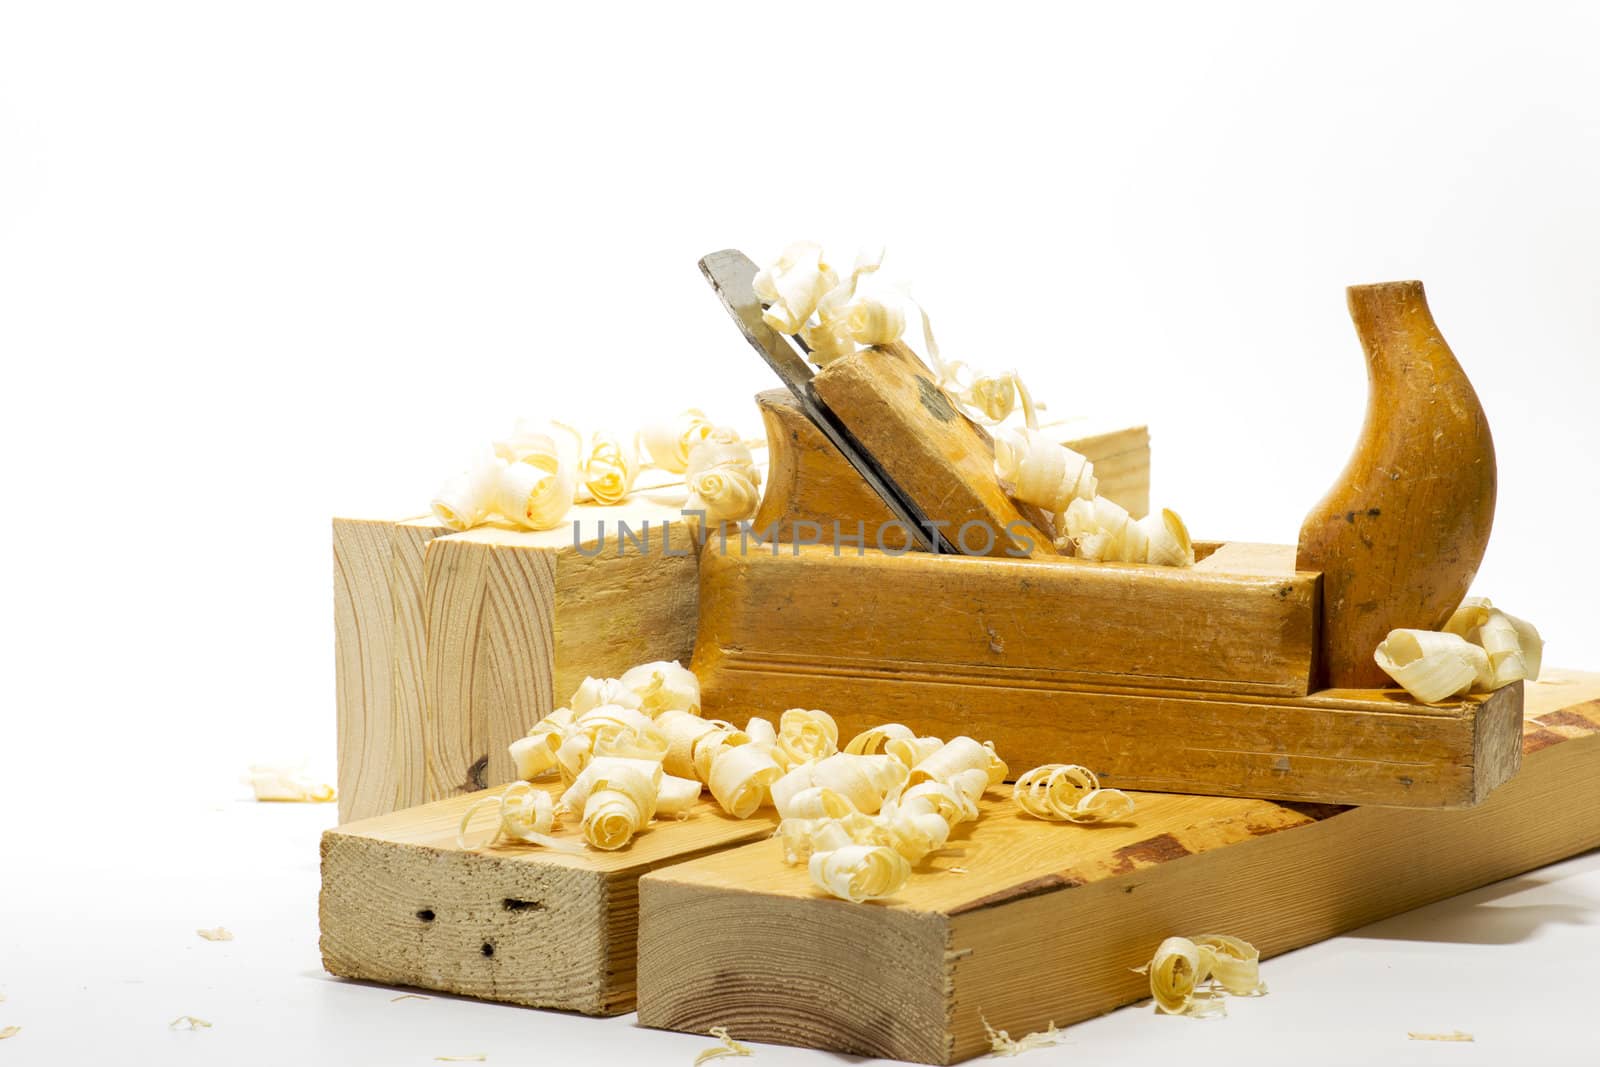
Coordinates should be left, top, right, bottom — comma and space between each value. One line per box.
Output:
1521, 727, 1567, 755
1276, 801, 1352, 822
915, 374, 957, 424
948, 873, 1079, 916
1533, 708, 1600, 735
1110, 833, 1192, 874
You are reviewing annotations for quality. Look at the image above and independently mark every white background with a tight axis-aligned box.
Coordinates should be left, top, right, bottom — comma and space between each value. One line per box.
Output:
1, 2, 1597, 1064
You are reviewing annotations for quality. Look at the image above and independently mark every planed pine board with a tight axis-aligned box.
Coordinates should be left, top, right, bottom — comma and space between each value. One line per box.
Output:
319, 785, 781, 1015
635, 671, 1600, 1064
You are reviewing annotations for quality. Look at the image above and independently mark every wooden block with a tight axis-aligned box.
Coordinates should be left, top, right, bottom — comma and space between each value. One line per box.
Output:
334, 515, 453, 823
696, 543, 1320, 698
812, 342, 1053, 557
636, 671, 1600, 1064
335, 501, 702, 823
421, 502, 700, 800
318, 786, 779, 1014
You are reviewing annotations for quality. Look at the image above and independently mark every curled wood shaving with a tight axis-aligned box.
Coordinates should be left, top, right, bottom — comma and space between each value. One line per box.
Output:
982, 1015, 1062, 1056
456, 782, 583, 853
1191, 934, 1266, 996
685, 428, 762, 525
434, 1056, 487, 1063
772, 754, 908, 816
641, 409, 715, 474
492, 421, 583, 530
775, 708, 840, 768
708, 742, 782, 819
0, 1026, 18, 1040
1408, 1030, 1473, 1042
577, 431, 639, 506
1012, 764, 1135, 824
908, 737, 1008, 789
572, 678, 644, 714
693, 1025, 753, 1065
244, 763, 334, 803
1375, 629, 1492, 703
1061, 497, 1194, 567
617, 661, 702, 716
169, 1016, 212, 1030
1141, 936, 1208, 1015
1138, 933, 1265, 1018
755, 242, 839, 336
1444, 596, 1543, 687
994, 428, 1097, 515
195, 927, 233, 942
809, 844, 911, 902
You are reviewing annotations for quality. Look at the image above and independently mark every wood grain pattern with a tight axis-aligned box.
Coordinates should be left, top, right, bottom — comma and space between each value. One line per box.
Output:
636, 671, 1600, 1064
812, 342, 1054, 557
693, 542, 1521, 807
421, 504, 701, 804
751, 389, 1153, 546
1297, 281, 1496, 688
335, 502, 702, 823
319, 785, 781, 1015
334, 518, 398, 824
695, 543, 1320, 698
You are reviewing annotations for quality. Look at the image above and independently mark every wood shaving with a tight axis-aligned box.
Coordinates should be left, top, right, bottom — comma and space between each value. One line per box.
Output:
1444, 596, 1543, 687
1060, 497, 1194, 567
810, 844, 911, 902
456, 782, 583, 854
1012, 764, 1135, 824
244, 763, 334, 803
0, 1026, 18, 1040
1138, 933, 1265, 1018
169, 1016, 212, 1030
693, 1025, 752, 1065
195, 927, 233, 942
1375, 629, 1492, 703
1376, 596, 1543, 701
982, 1015, 1062, 1056
1191, 934, 1266, 996
1408, 1030, 1474, 1042
994, 428, 1097, 514
390, 994, 431, 1002
683, 427, 763, 526
641, 409, 715, 474
434, 1056, 487, 1063
578, 430, 639, 506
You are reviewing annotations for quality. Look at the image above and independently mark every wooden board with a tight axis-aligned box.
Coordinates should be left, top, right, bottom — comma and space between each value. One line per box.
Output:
812, 342, 1054, 558
333, 501, 701, 823
635, 671, 1600, 1064
319, 785, 781, 1015
693, 543, 1520, 808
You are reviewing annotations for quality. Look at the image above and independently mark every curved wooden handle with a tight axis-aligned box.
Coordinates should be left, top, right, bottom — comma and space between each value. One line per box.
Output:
1297, 280, 1496, 689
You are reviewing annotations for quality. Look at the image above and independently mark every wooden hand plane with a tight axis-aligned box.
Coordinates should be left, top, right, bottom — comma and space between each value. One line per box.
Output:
694, 256, 1513, 809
